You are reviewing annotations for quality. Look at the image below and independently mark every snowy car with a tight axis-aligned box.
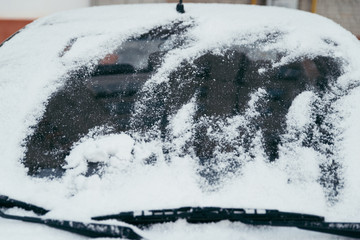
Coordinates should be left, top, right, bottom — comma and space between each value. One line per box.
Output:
1, 3, 360, 240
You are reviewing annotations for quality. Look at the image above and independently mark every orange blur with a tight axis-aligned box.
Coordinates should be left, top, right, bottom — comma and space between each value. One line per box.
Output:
0, 19, 33, 44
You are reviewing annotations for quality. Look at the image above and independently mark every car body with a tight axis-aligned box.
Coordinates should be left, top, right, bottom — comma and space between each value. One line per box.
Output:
1, 3, 360, 240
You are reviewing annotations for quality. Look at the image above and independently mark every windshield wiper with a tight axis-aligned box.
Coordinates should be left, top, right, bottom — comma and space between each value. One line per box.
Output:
3, 194, 360, 239
0, 195, 49, 215
0, 195, 144, 239
93, 206, 324, 225
92, 206, 360, 239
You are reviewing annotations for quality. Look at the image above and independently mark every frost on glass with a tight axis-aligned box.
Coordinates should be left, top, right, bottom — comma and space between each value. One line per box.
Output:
22, 21, 190, 177
22, 23, 343, 201
132, 47, 342, 195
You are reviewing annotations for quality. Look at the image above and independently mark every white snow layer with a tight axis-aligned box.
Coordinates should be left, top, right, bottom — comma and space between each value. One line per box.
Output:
1, 3, 360, 240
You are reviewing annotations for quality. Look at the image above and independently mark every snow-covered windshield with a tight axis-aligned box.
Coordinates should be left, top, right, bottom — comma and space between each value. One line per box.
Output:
24, 33, 342, 203
23, 21, 189, 177
1, 3, 360, 240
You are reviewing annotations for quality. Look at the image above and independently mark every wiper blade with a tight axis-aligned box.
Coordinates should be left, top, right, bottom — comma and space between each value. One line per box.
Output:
0, 195, 49, 215
92, 206, 360, 239
0, 195, 144, 239
92, 206, 324, 225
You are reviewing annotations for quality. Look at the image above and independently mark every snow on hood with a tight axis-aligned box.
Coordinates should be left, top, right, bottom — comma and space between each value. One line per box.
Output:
1, 3, 360, 239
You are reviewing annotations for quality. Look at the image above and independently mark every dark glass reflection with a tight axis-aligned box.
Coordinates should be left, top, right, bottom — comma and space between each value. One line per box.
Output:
23, 22, 342, 202
131, 48, 342, 191
23, 22, 189, 176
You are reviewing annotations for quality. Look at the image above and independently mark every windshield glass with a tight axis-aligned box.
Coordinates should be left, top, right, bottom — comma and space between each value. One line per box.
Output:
23, 30, 342, 203
23, 22, 189, 177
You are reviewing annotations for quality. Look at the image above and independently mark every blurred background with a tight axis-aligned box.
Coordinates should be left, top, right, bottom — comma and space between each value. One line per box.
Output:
0, 0, 359, 43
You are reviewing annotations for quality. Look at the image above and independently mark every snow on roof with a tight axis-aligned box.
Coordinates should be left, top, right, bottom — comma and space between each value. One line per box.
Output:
1, 4, 360, 239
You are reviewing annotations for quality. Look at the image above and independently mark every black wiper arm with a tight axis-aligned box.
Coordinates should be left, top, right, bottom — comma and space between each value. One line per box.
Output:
299, 222, 360, 239
0, 195, 144, 239
0, 210, 143, 239
0, 195, 49, 215
92, 206, 360, 239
